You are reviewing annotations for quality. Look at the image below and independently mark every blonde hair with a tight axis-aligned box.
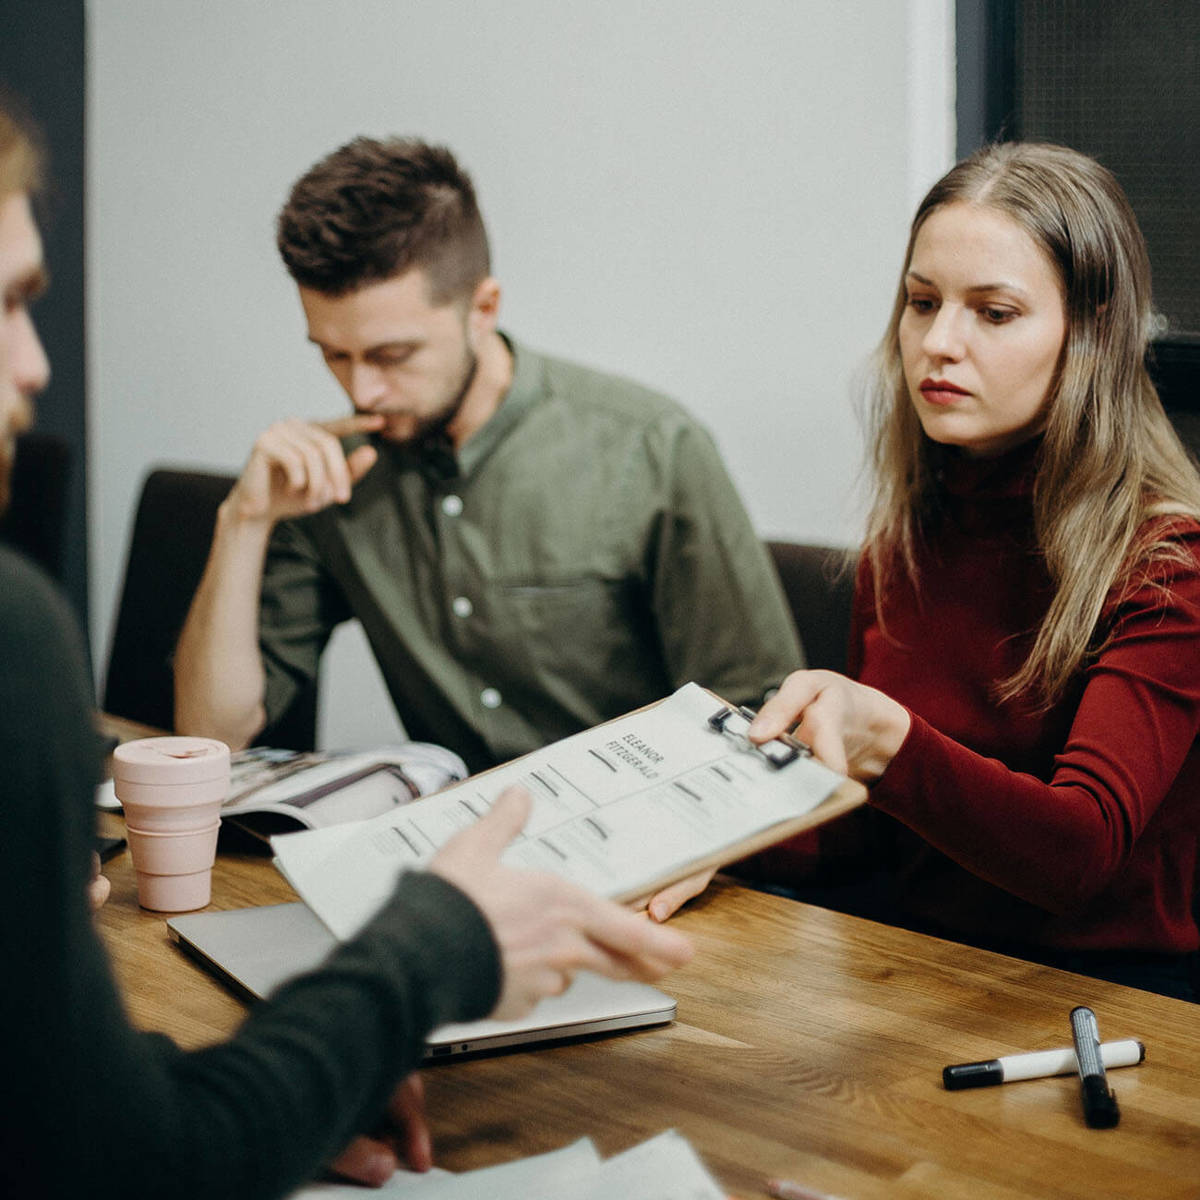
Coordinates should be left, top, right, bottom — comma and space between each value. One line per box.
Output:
864, 142, 1200, 706
0, 102, 41, 201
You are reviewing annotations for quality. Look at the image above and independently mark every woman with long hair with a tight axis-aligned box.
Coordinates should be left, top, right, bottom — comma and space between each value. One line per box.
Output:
716, 143, 1200, 1000
753, 142, 1200, 1003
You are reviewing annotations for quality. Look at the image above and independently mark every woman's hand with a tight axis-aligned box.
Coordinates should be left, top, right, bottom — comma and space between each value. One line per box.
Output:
747, 669, 911, 782
641, 867, 717, 923
639, 670, 912, 922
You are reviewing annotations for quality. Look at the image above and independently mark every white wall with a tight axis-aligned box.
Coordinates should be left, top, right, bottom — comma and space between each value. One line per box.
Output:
87, 0, 954, 747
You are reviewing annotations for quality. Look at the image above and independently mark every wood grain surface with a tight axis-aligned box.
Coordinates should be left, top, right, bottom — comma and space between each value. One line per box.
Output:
93, 797, 1200, 1200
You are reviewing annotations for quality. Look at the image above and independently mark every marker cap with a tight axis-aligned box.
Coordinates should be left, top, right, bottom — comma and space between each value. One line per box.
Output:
1081, 1075, 1121, 1129
943, 1060, 1004, 1090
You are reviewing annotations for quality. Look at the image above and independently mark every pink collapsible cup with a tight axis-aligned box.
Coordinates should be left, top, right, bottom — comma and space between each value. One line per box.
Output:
123, 822, 222, 911
111, 736, 230, 911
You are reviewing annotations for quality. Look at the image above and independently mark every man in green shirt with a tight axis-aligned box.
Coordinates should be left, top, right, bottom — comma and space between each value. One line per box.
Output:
175, 137, 801, 775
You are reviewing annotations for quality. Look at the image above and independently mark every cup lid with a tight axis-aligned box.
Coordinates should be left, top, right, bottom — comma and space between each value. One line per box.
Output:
112, 736, 231, 785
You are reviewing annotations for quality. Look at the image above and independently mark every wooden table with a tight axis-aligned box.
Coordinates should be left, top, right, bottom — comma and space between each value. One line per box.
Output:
93, 796, 1200, 1200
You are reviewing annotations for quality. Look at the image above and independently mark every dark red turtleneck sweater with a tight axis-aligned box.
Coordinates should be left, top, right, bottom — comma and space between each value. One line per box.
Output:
855, 440, 1200, 954
749, 439, 1200, 957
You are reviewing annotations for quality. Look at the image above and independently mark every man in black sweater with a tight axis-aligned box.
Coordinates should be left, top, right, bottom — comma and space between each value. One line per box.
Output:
0, 104, 690, 1199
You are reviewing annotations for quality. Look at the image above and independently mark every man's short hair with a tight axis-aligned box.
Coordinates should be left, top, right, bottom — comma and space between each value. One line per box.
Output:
276, 136, 490, 303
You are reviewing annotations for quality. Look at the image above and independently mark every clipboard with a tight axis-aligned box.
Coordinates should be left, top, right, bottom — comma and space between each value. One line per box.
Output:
706, 701, 810, 768
273, 683, 869, 939
601, 696, 867, 904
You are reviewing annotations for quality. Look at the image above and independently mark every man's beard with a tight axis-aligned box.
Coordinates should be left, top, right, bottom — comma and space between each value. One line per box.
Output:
374, 347, 479, 454
0, 426, 26, 515
1, 394, 33, 515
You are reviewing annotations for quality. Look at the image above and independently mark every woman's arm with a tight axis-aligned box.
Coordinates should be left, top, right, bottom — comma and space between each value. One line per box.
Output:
749, 536, 1200, 916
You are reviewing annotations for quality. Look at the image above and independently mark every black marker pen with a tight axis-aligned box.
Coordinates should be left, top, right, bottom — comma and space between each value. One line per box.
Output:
1070, 1005, 1120, 1128
942, 1038, 1145, 1090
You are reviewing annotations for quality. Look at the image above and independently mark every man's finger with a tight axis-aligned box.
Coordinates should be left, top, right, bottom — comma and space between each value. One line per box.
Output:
328, 1134, 397, 1187
433, 786, 533, 877
261, 440, 310, 494
386, 1074, 432, 1172
471, 786, 534, 851
308, 425, 356, 502
319, 413, 388, 438
87, 851, 111, 913
591, 940, 697, 984
346, 443, 379, 486
277, 427, 336, 504
578, 895, 694, 968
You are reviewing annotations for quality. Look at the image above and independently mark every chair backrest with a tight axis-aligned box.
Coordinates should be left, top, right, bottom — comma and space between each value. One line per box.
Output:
765, 541, 857, 676
102, 468, 318, 750
0, 431, 71, 580
1152, 336, 1200, 461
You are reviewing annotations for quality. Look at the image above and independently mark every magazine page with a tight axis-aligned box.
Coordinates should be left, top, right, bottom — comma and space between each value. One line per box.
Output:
97, 742, 467, 829
273, 683, 862, 940
221, 742, 467, 836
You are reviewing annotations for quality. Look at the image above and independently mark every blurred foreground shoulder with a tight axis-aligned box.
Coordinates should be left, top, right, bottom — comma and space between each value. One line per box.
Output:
0, 545, 92, 728
0, 545, 86, 668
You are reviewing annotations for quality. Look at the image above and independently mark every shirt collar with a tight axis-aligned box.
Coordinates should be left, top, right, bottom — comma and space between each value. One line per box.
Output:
455, 332, 542, 478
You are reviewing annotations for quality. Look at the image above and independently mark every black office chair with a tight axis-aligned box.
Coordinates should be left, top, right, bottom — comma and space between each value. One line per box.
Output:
1151, 335, 1200, 460
102, 467, 318, 750
0, 430, 71, 580
765, 541, 857, 675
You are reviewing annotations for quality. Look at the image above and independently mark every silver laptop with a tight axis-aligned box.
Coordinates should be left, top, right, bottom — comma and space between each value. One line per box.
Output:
167, 903, 676, 1060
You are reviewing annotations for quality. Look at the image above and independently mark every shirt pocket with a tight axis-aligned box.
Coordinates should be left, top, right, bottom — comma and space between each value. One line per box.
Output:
495, 576, 664, 710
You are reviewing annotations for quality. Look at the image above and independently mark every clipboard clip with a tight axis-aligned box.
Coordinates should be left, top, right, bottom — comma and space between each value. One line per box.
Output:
707, 704, 811, 769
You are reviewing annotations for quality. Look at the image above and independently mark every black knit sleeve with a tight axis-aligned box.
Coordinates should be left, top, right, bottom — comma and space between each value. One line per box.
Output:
0, 548, 500, 1200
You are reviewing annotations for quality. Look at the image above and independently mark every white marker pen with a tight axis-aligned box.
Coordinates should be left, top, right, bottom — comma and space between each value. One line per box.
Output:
943, 1037, 1145, 1090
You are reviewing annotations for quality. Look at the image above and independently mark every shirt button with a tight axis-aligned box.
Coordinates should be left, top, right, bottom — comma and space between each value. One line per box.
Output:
480, 687, 502, 709
441, 494, 463, 517
452, 595, 473, 618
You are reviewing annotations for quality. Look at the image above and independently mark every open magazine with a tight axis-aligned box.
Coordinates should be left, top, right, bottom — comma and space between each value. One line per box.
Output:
97, 741, 468, 841
218, 742, 468, 839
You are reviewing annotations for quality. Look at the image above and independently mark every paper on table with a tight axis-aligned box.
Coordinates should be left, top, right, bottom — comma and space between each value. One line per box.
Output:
286, 1139, 600, 1199
286, 1132, 723, 1200
574, 1130, 726, 1199
273, 682, 856, 941
288, 1165, 451, 1198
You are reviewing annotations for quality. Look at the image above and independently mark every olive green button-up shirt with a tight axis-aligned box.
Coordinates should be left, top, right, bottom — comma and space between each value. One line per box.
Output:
259, 337, 803, 771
